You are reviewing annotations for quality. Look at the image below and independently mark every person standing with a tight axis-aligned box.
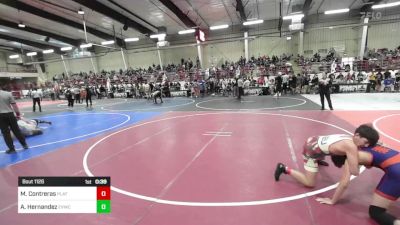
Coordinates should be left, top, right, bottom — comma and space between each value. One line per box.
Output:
31, 88, 42, 112
65, 88, 74, 109
0, 89, 28, 153
274, 73, 283, 97
237, 77, 244, 99
152, 84, 163, 104
74, 86, 81, 104
319, 73, 333, 110
85, 86, 93, 108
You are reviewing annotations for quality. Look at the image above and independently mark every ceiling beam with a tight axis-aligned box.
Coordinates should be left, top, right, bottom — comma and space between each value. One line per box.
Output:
0, 33, 63, 54
0, 19, 81, 46
106, 0, 158, 32
0, 44, 33, 54
0, 0, 124, 47
158, 0, 197, 28
360, 0, 384, 12
235, 0, 247, 21
73, 0, 154, 34
303, 0, 313, 15
221, 0, 234, 25
185, 0, 209, 27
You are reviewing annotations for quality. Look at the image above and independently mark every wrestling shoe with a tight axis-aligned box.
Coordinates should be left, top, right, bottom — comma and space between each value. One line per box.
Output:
274, 163, 286, 181
5, 149, 16, 154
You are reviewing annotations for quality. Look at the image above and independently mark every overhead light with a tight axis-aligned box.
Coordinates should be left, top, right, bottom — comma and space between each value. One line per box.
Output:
27, 52, 37, 56
286, 36, 292, 40
150, 33, 166, 39
9, 54, 19, 59
80, 43, 92, 48
372, 1, 400, 9
101, 40, 115, 45
283, 14, 304, 20
18, 23, 25, 28
243, 19, 264, 26
78, 8, 85, 15
43, 49, 54, 54
178, 29, 195, 35
61, 46, 73, 51
210, 24, 229, 30
324, 8, 350, 14
124, 37, 139, 42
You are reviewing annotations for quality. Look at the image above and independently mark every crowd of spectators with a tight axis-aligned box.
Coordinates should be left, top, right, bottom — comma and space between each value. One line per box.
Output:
4, 47, 400, 101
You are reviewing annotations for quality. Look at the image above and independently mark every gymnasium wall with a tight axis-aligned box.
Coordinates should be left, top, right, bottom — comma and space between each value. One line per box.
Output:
1, 13, 399, 77
0, 52, 7, 68
160, 44, 198, 66
367, 14, 400, 50
96, 51, 125, 72
44, 54, 99, 79
303, 26, 359, 57
44, 59, 64, 79
125, 49, 160, 69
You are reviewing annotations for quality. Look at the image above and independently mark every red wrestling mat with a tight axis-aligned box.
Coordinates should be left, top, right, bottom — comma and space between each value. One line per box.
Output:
17, 100, 65, 108
0, 111, 398, 225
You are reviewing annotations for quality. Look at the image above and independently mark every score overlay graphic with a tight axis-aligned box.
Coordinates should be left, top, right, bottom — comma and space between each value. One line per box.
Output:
18, 177, 111, 214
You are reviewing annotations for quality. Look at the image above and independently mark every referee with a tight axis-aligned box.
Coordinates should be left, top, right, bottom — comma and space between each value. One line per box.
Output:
319, 73, 333, 110
0, 88, 28, 153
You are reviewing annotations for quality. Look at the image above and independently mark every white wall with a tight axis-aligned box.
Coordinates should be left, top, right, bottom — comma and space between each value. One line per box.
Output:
202, 39, 244, 68
125, 48, 160, 69
0, 52, 7, 68
44, 53, 98, 77
45, 60, 65, 78
96, 51, 126, 72
40, 14, 400, 75
161, 45, 198, 66
303, 26, 359, 57
249, 36, 293, 57
67, 57, 98, 74
367, 15, 400, 50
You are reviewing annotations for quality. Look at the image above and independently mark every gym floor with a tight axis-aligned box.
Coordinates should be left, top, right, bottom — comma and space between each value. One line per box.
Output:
0, 93, 399, 225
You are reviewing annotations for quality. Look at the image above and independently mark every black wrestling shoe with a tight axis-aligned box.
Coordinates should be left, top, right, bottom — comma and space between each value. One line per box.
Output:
5, 149, 16, 154
22, 144, 29, 150
274, 163, 286, 181
317, 160, 329, 166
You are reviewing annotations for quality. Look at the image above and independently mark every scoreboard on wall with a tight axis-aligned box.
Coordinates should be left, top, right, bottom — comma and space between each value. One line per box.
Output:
195, 28, 205, 42
18, 177, 111, 214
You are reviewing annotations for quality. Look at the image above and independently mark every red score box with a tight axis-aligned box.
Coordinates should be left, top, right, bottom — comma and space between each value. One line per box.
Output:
97, 186, 111, 200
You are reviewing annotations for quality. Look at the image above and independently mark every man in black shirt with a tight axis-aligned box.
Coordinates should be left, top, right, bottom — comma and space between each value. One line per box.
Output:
274, 73, 283, 97
85, 86, 93, 107
319, 73, 333, 110
153, 84, 163, 104
0, 89, 28, 153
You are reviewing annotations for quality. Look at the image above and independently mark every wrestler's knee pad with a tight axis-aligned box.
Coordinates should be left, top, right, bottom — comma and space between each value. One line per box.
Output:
369, 205, 396, 225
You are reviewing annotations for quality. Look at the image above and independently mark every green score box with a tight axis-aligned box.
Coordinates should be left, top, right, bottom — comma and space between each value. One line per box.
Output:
97, 200, 111, 214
